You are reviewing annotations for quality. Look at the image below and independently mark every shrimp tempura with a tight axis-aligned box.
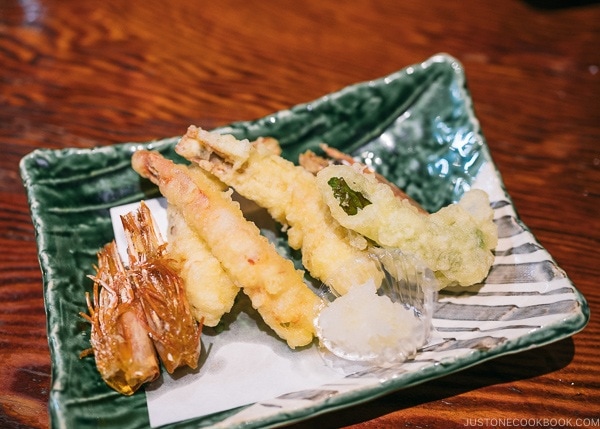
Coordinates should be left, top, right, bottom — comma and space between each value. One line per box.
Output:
166, 204, 239, 327
175, 126, 382, 296
131, 150, 322, 348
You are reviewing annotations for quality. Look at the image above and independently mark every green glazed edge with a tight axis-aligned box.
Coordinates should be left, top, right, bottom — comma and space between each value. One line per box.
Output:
19, 53, 589, 429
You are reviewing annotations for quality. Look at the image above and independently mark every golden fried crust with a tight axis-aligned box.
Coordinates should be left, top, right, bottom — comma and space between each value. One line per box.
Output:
166, 204, 239, 327
316, 164, 498, 289
132, 150, 322, 348
176, 126, 382, 296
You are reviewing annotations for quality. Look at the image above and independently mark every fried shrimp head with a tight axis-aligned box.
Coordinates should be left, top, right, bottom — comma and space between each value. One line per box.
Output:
121, 202, 202, 373
80, 202, 202, 394
131, 150, 322, 348
80, 241, 160, 395
175, 126, 382, 296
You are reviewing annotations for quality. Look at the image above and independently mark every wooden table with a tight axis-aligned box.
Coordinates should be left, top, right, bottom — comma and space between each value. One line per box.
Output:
1, 1, 598, 427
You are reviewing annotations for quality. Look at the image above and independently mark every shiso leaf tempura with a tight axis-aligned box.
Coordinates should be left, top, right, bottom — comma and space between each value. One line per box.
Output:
316, 163, 498, 289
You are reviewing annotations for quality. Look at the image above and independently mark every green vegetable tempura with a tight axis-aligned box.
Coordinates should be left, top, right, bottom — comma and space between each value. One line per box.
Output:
317, 164, 498, 289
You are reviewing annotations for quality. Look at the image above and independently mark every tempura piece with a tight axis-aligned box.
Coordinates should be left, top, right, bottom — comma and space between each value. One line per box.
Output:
121, 202, 202, 373
167, 204, 239, 327
316, 164, 498, 289
131, 150, 322, 348
175, 126, 382, 296
299, 145, 427, 213
80, 241, 160, 396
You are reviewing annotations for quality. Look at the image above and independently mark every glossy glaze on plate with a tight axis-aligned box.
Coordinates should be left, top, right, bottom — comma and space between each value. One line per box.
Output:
20, 54, 589, 429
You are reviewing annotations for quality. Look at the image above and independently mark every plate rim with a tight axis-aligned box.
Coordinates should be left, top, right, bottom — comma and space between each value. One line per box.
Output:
19, 53, 590, 429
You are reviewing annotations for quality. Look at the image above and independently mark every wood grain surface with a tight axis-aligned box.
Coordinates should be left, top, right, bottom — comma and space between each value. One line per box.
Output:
1, 0, 599, 428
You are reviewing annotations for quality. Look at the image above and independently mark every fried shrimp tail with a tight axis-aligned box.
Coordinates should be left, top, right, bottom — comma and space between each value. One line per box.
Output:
175, 126, 382, 296
131, 150, 322, 348
81, 241, 160, 396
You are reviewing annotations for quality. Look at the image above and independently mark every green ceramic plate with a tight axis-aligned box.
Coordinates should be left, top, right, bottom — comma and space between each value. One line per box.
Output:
20, 54, 589, 428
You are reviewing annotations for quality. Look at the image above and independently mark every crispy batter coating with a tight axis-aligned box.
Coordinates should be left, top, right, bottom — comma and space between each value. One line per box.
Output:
166, 204, 239, 327
316, 164, 498, 288
175, 126, 382, 296
131, 150, 322, 348
299, 145, 427, 213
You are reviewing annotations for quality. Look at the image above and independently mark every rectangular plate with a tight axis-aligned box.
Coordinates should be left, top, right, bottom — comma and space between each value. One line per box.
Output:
20, 54, 589, 429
